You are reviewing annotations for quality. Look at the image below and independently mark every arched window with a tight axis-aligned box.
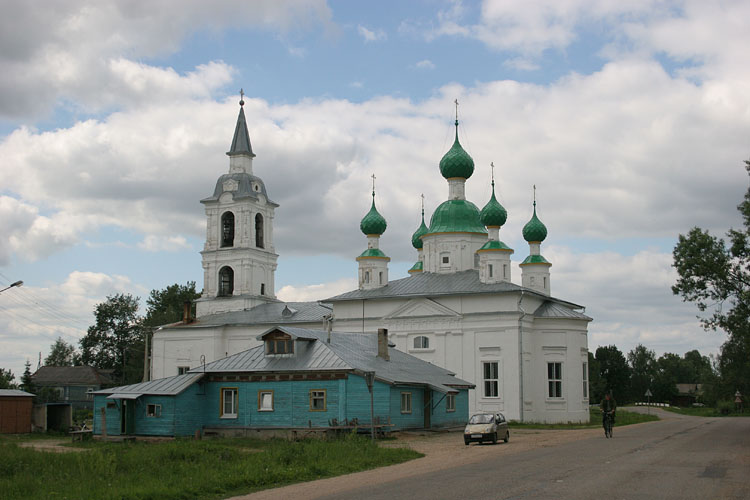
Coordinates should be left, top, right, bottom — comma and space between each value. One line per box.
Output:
255, 213, 264, 248
218, 266, 234, 296
221, 212, 235, 247
413, 336, 429, 349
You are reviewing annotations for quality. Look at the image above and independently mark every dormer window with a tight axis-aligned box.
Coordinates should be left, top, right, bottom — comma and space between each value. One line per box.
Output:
265, 332, 294, 355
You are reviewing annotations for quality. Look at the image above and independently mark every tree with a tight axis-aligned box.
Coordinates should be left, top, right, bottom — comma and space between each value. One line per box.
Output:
627, 344, 656, 402
594, 345, 631, 404
0, 368, 16, 389
45, 337, 77, 366
143, 282, 200, 328
672, 159, 750, 398
20, 360, 35, 394
79, 294, 144, 385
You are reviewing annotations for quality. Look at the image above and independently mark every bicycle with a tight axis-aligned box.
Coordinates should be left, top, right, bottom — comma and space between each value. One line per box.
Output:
603, 410, 614, 438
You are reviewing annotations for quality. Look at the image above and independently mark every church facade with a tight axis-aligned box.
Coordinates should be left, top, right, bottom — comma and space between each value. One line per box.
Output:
151, 99, 592, 423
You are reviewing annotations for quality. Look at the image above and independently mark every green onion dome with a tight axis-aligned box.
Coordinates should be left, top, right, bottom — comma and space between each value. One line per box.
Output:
522, 202, 547, 242
426, 199, 487, 235
480, 182, 507, 227
360, 193, 387, 236
439, 121, 475, 180
411, 213, 429, 249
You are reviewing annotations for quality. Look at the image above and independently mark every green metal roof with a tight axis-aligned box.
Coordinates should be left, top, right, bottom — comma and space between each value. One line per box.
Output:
477, 240, 513, 252
522, 203, 547, 242
411, 215, 428, 249
439, 123, 474, 179
356, 248, 390, 260
360, 196, 387, 235
520, 254, 551, 265
480, 183, 507, 227
426, 199, 487, 235
408, 261, 423, 273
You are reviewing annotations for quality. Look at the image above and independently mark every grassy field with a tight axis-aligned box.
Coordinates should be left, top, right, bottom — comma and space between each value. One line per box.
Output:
664, 406, 750, 417
0, 434, 422, 500
509, 408, 659, 429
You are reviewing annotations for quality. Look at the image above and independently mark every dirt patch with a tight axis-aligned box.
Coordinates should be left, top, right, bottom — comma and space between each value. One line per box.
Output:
18, 439, 90, 453
228, 427, 602, 500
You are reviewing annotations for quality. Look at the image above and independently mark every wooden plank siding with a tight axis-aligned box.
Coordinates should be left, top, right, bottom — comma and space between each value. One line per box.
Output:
0, 397, 33, 433
93, 374, 471, 437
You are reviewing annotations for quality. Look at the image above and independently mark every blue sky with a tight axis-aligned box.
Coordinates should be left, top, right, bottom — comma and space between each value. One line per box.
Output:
1, 0, 749, 378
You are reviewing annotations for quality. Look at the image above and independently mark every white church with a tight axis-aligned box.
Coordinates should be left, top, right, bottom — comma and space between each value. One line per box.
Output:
151, 98, 592, 423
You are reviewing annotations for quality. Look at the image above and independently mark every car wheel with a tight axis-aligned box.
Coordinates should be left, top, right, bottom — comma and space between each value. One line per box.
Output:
491, 432, 497, 444
503, 431, 509, 443
464, 438, 469, 446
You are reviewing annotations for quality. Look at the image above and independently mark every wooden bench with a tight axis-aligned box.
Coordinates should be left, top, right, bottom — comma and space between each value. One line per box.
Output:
70, 429, 93, 442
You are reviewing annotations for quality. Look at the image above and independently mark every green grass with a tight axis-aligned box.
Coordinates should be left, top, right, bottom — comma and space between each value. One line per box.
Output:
509, 408, 659, 429
0, 435, 422, 500
664, 406, 750, 417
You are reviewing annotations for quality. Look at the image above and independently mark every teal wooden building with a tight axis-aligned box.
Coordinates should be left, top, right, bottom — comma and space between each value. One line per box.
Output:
92, 327, 473, 437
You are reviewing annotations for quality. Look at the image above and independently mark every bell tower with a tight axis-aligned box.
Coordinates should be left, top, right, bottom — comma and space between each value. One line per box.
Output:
196, 92, 279, 316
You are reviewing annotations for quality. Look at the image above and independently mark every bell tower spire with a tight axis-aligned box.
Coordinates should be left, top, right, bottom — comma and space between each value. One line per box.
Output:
196, 92, 280, 316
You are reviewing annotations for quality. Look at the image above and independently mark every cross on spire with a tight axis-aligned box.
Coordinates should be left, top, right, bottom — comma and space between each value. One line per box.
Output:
490, 162, 495, 185
420, 193, 425, 216
533, 184, 537, 207
239, 88, 245, 106
371, 173, 377, 197
454, 98, 459, 126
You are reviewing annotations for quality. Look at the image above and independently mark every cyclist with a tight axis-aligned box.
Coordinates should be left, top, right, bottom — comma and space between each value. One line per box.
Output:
600, 392, 617, 436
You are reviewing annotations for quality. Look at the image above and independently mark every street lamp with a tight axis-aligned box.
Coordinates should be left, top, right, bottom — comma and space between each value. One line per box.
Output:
0, 280, 23, 293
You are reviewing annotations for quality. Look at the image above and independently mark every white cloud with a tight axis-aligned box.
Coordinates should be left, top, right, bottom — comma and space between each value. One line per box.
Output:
137, 235, 192, 252
0, 0, 333, 119
277, 278, 357, 302
415, 59, 436, 70
357, 25, 387, 42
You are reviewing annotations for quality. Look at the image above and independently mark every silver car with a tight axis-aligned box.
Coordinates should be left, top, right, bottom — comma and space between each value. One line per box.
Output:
464, 412, 510, 445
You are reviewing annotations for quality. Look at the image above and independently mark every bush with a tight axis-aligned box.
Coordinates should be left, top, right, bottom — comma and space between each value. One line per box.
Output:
716, 400, 734, 415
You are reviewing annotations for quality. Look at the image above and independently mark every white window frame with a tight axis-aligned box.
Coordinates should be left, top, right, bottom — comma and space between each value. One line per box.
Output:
440, 252, 450, 267
146, 404, 162, 417
547, 362, 563, 398
446, 394, 456, 412
258, 390, 274, 412
483, 361, 499, 398
221, 388, 238, 419
413, 336, 429, 349
401, 392, 412, 414
177, 366, 190, 375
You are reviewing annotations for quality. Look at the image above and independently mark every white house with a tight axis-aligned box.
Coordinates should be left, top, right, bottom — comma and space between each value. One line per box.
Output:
151, 98, 592, 423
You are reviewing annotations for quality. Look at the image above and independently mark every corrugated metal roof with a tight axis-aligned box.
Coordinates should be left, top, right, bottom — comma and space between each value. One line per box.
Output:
0, 389, 34, 397
534, 301, 592, 321
191, 326, 473, 394
164, 301, 331, 329
93, 373, 204, 397
324, 269, 584, 310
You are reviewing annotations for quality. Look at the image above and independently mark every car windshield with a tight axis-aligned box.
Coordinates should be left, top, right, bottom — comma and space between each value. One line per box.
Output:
469, 414, 494, 424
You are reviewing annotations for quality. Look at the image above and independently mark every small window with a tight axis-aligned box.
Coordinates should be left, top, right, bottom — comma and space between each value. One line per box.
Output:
530, 276, 535, 285
255, 213, 264, 248
218, 266, 234, 296
582, 362, 589, 399
548, 362, 562, 398
310, 390, 326, 411
365, 271, 370, 284
379, 271, 383, 284
441, 253, 450, 266
446, 394, 456, 412
260, 283, 265, 296
413, 336, 429, 349
258, 391, 274, 411
221, 388, 238, 418
221, 212, 235, 247
266, 339, 293, 355
177, 366, 189, 375
147, 404, 161, 417
86, 387, 94, 400
503, 264, 507, 278
488, 264, 493, 278
543, 276, 547, 289
400, 392, 412, 413
483, 362, 499, 398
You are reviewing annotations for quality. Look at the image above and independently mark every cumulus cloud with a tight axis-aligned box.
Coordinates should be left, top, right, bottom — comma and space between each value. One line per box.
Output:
0, 0, 333, 119
357, 25, 387, 42
415, 59, 436, 70
277, 278, 357, 302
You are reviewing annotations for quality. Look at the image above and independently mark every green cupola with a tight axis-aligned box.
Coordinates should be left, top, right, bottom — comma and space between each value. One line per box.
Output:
439, 120, 475, 180
522, 201, 547, 242
480, 179, 507, 227
360, 191, 387, 236
411, 210, 428, 249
